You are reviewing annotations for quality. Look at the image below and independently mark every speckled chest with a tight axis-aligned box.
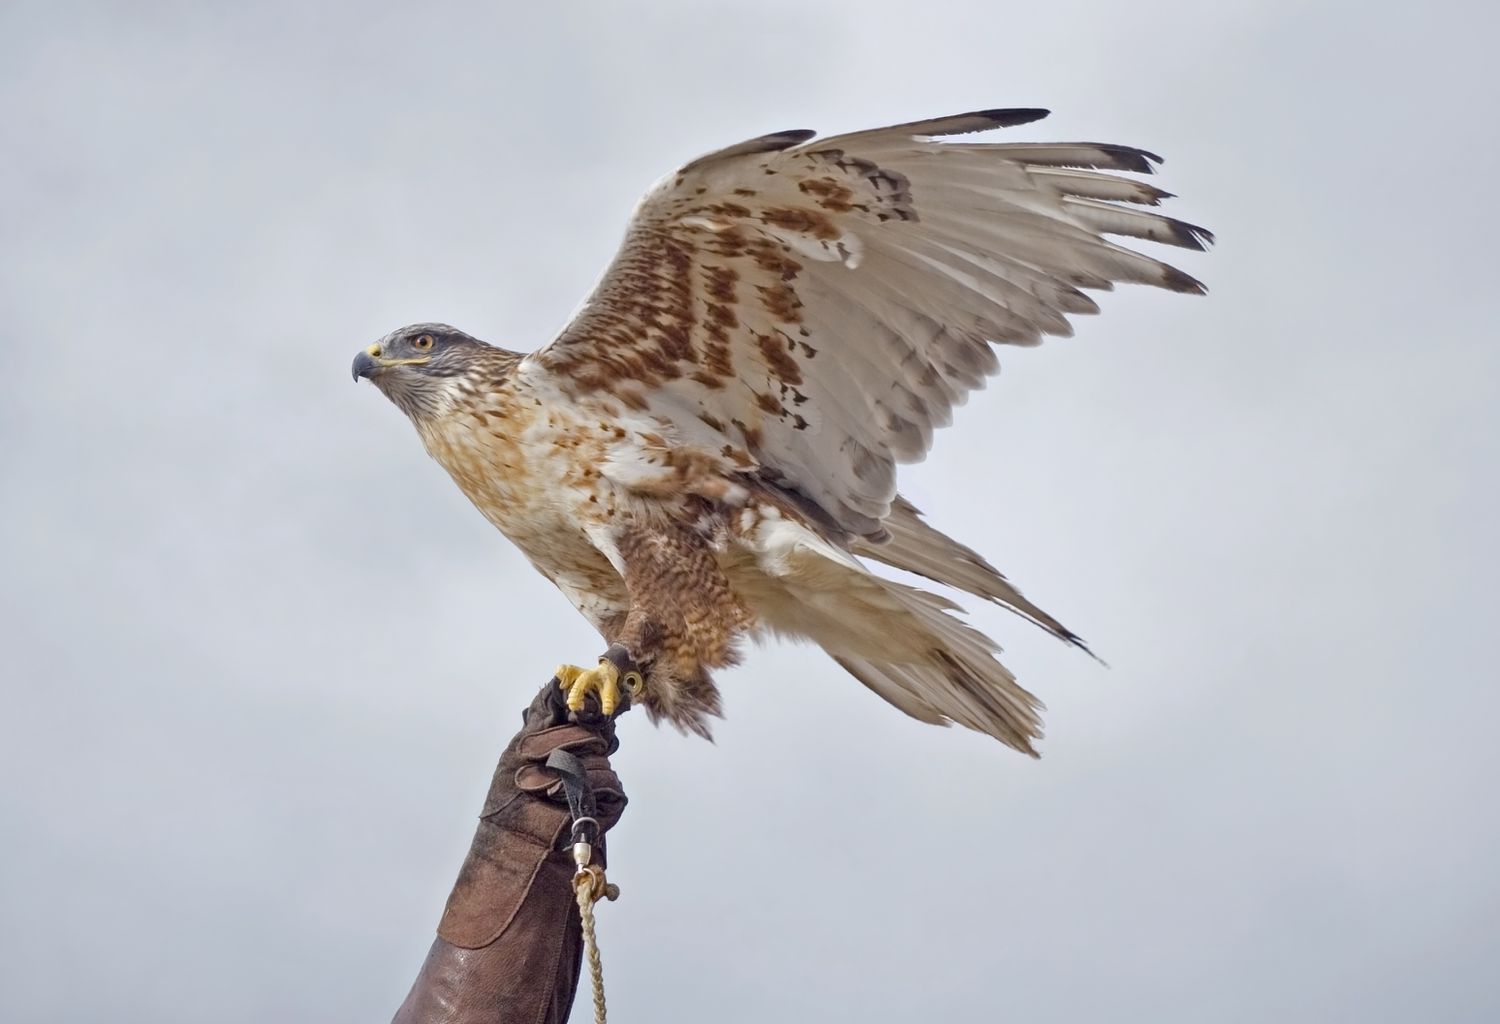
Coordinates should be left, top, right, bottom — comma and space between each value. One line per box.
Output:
416, 388, 622, 578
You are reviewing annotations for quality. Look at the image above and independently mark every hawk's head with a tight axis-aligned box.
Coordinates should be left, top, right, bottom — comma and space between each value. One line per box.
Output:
352, 323, 488, 419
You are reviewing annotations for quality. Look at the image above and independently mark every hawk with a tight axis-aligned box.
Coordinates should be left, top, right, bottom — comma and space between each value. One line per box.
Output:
353, 108, 1209, 755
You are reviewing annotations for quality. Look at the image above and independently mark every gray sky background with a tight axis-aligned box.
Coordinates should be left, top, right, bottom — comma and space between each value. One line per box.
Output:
3, 1, 1497, 1021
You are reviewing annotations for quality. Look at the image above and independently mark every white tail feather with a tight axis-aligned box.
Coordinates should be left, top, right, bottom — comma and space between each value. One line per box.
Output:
730, 507, 1047, 754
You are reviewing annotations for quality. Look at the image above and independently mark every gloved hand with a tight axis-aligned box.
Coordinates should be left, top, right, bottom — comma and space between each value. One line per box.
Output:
393, 680, 628, 1024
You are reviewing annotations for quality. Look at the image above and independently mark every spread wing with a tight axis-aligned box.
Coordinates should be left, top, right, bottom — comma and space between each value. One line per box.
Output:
525, 108, 1210, 537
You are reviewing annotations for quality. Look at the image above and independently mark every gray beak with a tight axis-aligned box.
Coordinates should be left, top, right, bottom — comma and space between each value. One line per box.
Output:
352, 349, 380, 381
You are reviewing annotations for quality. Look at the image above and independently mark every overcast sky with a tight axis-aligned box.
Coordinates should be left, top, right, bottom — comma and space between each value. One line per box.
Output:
2, 1, 1497, 1021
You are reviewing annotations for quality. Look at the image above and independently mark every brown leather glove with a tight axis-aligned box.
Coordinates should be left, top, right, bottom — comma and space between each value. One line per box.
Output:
392, 681, 628, 1024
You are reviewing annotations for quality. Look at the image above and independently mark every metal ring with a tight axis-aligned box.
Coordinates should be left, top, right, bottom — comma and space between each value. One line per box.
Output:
574, 863, 608, 901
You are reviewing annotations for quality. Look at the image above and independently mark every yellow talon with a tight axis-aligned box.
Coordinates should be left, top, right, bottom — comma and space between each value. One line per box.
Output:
556, 659, 644, 716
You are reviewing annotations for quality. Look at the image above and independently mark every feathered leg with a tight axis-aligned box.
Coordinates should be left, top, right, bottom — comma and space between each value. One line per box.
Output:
559, 522, 750, 736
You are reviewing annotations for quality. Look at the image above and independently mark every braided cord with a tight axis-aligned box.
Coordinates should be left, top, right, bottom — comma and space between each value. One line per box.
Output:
573, 866, 616, 1024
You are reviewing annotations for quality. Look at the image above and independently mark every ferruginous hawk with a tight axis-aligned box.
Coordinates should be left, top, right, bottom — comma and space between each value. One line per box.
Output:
353, 108, 1210, 755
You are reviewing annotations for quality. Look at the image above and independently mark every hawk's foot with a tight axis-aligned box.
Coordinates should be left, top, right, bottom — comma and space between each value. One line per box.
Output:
555, 658, 643, 717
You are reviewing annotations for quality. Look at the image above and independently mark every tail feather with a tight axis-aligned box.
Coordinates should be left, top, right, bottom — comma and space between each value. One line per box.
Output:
828, 580, 1046, 755
831, 655, 948, 727
851, 495, 1092, 655
732, 506, 1047, 754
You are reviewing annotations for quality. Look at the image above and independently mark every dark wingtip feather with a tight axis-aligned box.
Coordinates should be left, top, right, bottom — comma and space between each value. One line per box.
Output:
1162, 265, 1209, 294
1104, 144, 1163, 173
1063, 631, 1108, 666
973, 107, 1051, 127
1161, 217, 1216, 252
1026, 143, 1164, 173
897, 108, 1051, 139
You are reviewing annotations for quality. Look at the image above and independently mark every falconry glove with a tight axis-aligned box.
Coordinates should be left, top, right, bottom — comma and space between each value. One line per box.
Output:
392, 681, 628, 1024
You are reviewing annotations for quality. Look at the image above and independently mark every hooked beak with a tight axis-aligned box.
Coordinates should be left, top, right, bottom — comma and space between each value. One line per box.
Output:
352, 347, 380, 381
352, 344, 428, 382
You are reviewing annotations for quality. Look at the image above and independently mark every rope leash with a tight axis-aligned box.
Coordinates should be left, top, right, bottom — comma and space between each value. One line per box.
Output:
572, 834, 619, 1024
546, 750, 620, 1024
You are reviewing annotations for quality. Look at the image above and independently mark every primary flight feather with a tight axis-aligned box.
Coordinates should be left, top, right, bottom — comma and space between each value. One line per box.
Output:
353, 108, 1210, 754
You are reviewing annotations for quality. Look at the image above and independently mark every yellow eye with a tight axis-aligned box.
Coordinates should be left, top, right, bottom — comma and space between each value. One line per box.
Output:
413, 334, 435, 351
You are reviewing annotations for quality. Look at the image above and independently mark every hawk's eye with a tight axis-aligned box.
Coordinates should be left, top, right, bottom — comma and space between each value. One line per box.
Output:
413, 334, 435, 351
